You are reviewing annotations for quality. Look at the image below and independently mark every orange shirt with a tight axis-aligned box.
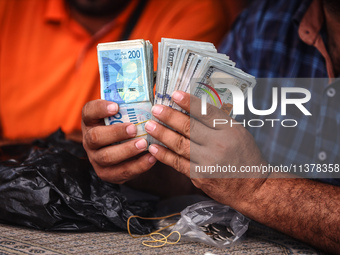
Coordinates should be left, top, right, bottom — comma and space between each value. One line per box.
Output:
0, 0, 243, 139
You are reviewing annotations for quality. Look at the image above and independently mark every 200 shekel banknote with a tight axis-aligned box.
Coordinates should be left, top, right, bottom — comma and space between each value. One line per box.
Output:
97, 39, 153, 140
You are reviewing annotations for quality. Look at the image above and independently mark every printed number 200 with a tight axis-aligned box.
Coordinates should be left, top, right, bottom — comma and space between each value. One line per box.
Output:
128, 50, 141, 59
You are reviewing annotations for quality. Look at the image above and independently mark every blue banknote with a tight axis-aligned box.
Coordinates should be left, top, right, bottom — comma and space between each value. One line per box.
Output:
97, 40, 153, 142
98, 46, 149, 104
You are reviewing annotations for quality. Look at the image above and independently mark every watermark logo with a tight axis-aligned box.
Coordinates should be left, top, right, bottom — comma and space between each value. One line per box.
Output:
199, 83, 312, 128
201, 84, 311, 116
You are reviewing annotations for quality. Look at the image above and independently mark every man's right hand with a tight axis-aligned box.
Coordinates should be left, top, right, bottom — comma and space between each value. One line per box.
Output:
81, 99, 157, 184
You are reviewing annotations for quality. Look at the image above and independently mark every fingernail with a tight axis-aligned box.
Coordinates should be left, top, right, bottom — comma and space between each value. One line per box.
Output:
107, 103, 118, 114
148, 145, 158, 155
135, 139, 147, 150
126, 124, 137, 136
145, 121, 156, 132
148, 155, 157, 164
172, 91, 184, 102
151, 105, 163, 115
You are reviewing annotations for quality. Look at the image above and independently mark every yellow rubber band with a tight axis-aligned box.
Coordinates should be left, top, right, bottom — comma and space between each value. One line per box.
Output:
134, 120, 149, 126
127, 213, 181, 248
135, 133, 147, 138
142, 231, 181, 248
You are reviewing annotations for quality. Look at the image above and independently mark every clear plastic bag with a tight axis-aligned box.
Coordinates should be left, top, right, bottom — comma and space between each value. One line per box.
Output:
171, 200, 250, 248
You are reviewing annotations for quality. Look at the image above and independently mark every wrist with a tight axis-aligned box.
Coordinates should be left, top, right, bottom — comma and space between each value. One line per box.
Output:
229, 159, 270, 213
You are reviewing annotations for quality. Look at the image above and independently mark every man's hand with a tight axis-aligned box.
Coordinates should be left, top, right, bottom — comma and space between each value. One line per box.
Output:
145, 91, 340, 254
81, 99, 157, 184
145, 91, 267, 208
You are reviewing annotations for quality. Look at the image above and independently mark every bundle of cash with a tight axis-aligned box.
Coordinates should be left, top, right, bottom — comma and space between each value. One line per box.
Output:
97, 39, 153, 140
155, 38, 256, 116
97, 38, 256, 143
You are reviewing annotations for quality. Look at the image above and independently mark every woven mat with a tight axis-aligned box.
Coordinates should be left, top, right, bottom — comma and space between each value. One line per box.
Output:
0, 221, 325, 255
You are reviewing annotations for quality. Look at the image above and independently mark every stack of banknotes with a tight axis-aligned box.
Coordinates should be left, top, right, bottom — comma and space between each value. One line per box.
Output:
98, 39, 154, 140
97, 38, 256, 142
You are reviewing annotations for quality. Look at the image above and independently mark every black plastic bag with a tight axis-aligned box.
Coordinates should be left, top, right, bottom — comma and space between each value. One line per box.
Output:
0, 129, 154, 234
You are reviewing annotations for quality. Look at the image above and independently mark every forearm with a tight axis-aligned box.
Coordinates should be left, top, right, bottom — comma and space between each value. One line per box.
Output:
233, 175, 340, 254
